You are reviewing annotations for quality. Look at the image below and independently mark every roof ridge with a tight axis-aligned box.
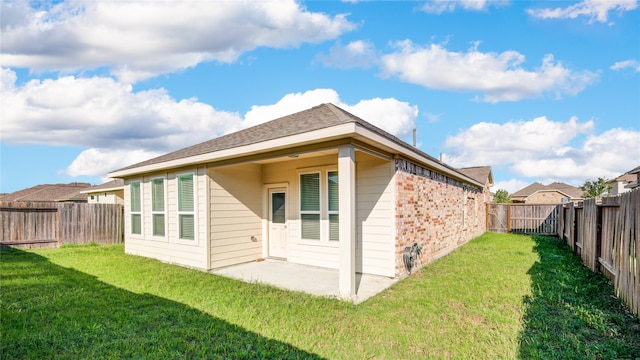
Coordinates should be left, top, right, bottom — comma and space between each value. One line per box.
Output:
323, 103, 360, 124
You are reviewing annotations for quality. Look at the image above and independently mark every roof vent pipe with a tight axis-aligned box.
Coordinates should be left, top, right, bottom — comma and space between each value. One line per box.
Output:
413, 128, 416, 147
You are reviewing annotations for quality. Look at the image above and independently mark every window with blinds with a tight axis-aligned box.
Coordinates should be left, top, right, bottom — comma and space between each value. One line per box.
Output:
328, 171, 339, 241
130, 181, 142, 235
151, 177, 165, 237
300, 172, 320, 240
178, 174, 195, 240
299, 170, 339, 242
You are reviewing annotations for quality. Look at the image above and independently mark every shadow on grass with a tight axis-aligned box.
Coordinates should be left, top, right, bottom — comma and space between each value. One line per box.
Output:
518, 235, 640, 359
1, 248, 323, 359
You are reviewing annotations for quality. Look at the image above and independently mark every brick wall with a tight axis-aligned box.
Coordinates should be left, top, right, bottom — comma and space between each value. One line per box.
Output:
394, 159, 487, 277
526, 191, 568, 204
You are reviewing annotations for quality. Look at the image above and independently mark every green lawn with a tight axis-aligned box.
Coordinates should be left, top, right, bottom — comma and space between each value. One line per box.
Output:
2, 233, 639, 359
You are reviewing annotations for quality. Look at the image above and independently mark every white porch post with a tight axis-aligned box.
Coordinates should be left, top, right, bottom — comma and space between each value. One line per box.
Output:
338, 145, 356, 299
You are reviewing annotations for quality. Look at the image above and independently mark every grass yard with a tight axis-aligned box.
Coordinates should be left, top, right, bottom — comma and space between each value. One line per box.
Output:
2, 233, 639, 359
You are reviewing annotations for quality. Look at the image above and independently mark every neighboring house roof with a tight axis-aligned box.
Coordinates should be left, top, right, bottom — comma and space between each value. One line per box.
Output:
610, 173, 637, 183
80, 179, 125, 194
0, 183, 91, 202
548, 182, 583, 199
610, 165, 640, 189
511, 182, 583, 201
110, 103, 485, 188
457, 166, 493, 186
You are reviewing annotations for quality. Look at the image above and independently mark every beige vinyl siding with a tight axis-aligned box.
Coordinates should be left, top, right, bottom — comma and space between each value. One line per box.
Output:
209, 163, 263, 268
123, 166, 208, 270
355, 152, 395, 277
87, 191, 124, 205
263, 154, 341, 269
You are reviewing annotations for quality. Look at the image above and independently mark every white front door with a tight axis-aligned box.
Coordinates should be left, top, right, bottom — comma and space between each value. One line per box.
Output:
268, 189, 288, 258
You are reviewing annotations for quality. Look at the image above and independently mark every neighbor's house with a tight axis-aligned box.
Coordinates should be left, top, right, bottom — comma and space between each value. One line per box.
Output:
511, 182, 582, 204
80, 179, 125, 205
109, 103, 491, 298
608, 166, 640, 195
0, 182, 91, 203
457, 166, 494, 192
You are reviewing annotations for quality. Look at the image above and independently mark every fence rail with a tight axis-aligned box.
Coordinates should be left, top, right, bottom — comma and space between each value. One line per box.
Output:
487, 203, 559, 235
0, 201, 123, 248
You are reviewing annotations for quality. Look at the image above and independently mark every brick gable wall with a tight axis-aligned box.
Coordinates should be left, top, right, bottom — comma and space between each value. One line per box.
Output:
394, 159, 487, 277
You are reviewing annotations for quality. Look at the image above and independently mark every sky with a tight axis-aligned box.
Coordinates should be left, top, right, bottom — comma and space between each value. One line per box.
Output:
1, 0, 639, 195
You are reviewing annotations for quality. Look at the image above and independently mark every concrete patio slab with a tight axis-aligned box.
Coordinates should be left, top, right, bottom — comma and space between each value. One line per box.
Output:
210, 259, 398, 304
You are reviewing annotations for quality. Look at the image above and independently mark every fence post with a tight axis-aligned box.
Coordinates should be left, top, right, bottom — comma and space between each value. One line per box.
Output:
595, 201, 603, 273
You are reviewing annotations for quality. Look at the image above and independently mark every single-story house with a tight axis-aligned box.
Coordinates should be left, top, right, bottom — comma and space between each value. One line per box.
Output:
80, 179, 125, 205
109, 103, 491, 298
511, 182, 583, 204
608, 166, 640, 195
0, 182, 91, 203
628, 166, 640, 190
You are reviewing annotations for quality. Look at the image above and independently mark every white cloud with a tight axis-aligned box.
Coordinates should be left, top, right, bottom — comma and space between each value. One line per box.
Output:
527, 0, 638, 24
66, 148, 162, 177
1, 68, 244, 176
425, 112, 443, 123
421, 0, 510, 14
317, 40, 378, 69
0, 67, 17, 91
243, 88, 419, 139
0, 0, 355, 83
0, 69, 242, 151
491, 179, 530, 195
379, 41, 598, 102
443, 116, 639, 184
2, 70, 418, 178
611, 59, 640, 72
243, 89, 342, 128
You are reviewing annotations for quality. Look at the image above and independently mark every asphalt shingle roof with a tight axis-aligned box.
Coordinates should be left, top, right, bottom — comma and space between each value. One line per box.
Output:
81, 179, 124, 193
512, 182, 582, 199
113, 103, 467, 181
0, 183, 91, 202
457, 166, 493, 185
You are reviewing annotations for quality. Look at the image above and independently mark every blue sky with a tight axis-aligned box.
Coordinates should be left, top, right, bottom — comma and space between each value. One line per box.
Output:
1, 0, 638, 194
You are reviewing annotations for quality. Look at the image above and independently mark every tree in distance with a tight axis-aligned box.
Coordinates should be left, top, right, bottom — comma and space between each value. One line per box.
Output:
493, 189, 511, 203
580, 177, 611, 199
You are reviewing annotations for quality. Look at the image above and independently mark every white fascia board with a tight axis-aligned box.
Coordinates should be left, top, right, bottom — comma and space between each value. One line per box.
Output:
80, 186, 124, 194
353, 126, 484, 188
108, 123, 358, 178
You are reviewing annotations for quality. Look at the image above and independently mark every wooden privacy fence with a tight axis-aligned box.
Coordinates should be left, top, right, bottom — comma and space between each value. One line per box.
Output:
558, 190, 639, 318
487, 203, 560, 235
0, 201, 124, 248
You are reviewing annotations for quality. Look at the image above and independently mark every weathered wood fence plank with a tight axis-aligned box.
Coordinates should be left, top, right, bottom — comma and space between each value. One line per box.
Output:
489, 189, 639, 318
0, 201, 123, 248
555, 190, 639, 318
487, 203, 560, 235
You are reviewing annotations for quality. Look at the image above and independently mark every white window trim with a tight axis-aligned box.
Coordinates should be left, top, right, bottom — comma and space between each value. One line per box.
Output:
175, 172, 198, 245
130, 179, 143, 236
150, 176, 167, 239
298, 167, 339, 246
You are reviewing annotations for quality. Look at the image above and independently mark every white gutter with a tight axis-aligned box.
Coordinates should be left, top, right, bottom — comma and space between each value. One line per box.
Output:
80, 186, 124, 194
